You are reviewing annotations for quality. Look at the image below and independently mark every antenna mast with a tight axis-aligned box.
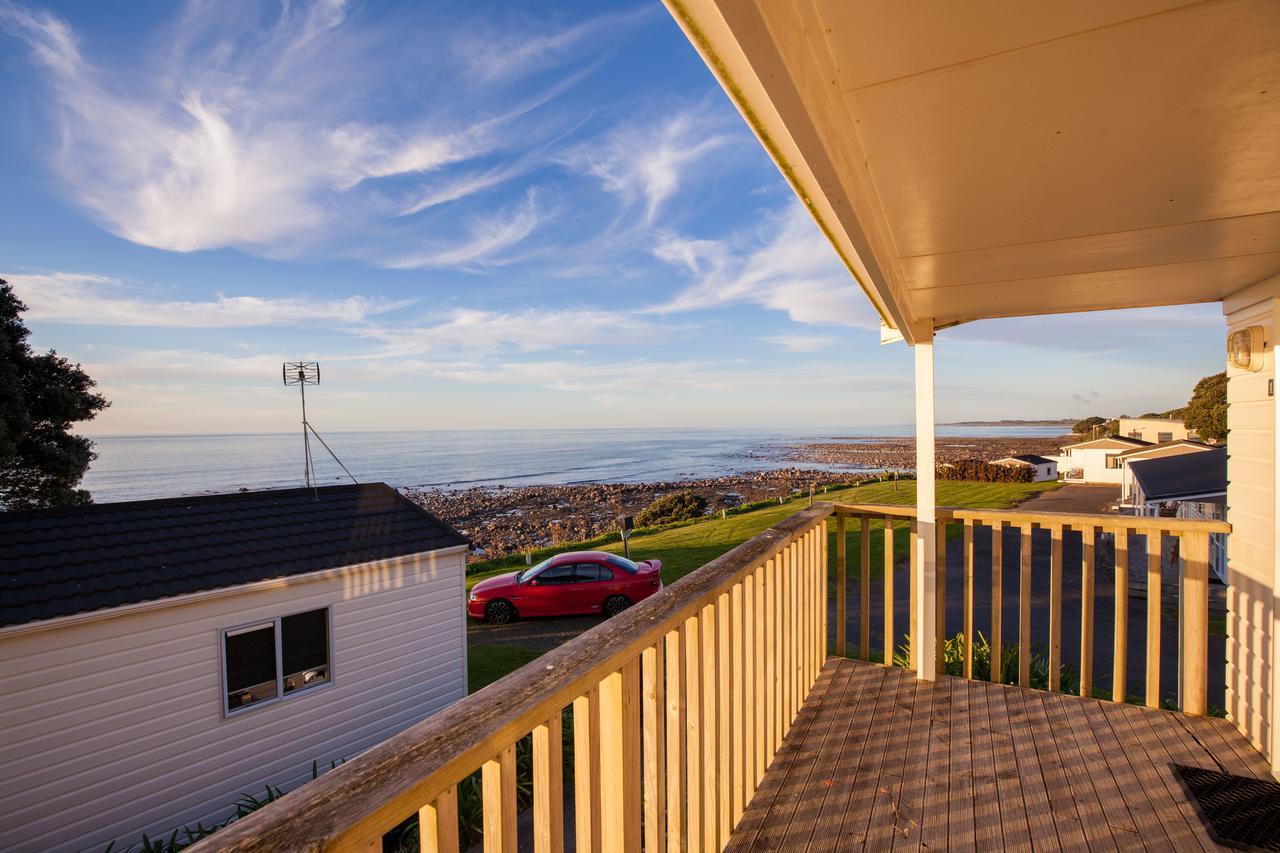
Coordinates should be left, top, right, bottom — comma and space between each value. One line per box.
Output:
283, 362, 357, 493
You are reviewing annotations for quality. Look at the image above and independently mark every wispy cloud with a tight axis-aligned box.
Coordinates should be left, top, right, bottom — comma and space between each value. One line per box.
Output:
761, 334, 837, 353
383, 190, 545, 269
650, 202, 877, 327
5, 272, 410, 327
0, 1, 576, 261
357, 306, 669, 356
564, 106, 733, 225
455, 7, 657, 83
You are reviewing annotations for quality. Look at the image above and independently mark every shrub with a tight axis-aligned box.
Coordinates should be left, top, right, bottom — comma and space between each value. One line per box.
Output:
937, 460, 1033, 483
893, 632, 1079, 693
635, 491, 708, 527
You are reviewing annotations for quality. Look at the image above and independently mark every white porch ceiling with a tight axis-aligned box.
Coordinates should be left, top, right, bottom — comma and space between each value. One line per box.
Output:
664, 0, 1280, 342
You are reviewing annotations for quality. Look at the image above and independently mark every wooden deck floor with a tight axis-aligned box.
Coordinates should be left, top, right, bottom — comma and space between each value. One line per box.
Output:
730, 658, 1271, 851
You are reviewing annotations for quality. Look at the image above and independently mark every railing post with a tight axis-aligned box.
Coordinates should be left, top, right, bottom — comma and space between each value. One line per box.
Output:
1146, 531, 1163, 708
883, 517, 895, 667
914, 329, 938, 681
1019, 523, 1033, 687
1182, 531, 1209, 716
860, 516, 871, 661
599, 662, 641, 853
836, 512, 847, 657
1113, 529, 1130, 703
1049, 525, 1063, 692
963, 519, 974, 679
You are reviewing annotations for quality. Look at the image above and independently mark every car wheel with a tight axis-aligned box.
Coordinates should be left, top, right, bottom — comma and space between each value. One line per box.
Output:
485, 599, 515, 625
603, 595, 632, 617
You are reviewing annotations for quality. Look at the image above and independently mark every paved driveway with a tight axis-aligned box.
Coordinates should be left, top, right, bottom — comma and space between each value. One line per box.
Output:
1014, 482, 1120, 513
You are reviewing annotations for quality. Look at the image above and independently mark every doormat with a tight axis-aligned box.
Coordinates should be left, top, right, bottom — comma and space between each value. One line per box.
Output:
1174, 764, 1280, 851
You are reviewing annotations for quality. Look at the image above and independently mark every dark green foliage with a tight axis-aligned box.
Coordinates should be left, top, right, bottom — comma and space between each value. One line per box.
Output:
634, 490, 708, 527
0, 280, 108, 510
1072, 416, 1106, 435
1183, 371, 1227, 442
894, 632, 1079, 694
937, 460, 1033, 483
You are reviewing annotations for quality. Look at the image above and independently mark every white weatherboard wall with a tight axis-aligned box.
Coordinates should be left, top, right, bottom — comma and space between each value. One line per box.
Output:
1222, 274, 1279, 774
0, 548, 467, 853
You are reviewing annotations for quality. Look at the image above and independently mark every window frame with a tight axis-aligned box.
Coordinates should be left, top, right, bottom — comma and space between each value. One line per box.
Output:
220, 606, 334, 719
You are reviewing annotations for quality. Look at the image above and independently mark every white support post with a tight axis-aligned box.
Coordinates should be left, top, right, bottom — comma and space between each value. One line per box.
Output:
915, 328, 938, 681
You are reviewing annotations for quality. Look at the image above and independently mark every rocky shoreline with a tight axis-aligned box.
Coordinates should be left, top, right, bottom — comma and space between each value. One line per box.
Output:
785, 435, 1068, 470
405, 434, 1067, 560
405, 468, 858, 559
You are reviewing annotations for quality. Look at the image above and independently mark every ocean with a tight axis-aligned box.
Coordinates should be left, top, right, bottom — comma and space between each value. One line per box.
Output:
80, 425, 1069, 503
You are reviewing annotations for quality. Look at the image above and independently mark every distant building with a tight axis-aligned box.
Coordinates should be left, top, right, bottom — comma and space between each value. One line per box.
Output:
1115, 439, 1216, 504
0, 484, 469, 853
1117, 416, 1197, 444
1128, 449, 1227, 581
1056, 435, 1150, 484
991, 454, 1058, 482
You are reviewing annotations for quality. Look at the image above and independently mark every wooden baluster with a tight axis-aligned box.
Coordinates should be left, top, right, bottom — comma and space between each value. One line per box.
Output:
533, 715, 564, 853
664, 629, 685, 853
730, 583, 745, 827
783, 537, 793, 717
682, 617, 702, 850
836, 513, 847, 657
599, 662, 641, 853
1019, 524, 1033, 688
991, 521, 1003, 683
482, 745, 517, 853
700, 603, 718, 853
574, 688, 602, 853
642, 645, 665, 853
742, 574, 756, 804
771, 555, 782, 755
754, 567, 767, 786
860, 516, 871, 661
963, 519, 974, 679
819, 523, 828, 673
1182, 531, 1210, 716
1145, 531, 1162, 709
936, 518, 947, 673
419, 785, 459, 853
909, 519, 918, 670
884, 517, 895, 667
1048, 525, 1063, 692
1113, 529, 1129, 704
1080, 526, 1096, 698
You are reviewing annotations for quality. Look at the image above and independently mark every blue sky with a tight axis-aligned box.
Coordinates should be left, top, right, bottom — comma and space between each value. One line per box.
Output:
0, 0, 1224, 435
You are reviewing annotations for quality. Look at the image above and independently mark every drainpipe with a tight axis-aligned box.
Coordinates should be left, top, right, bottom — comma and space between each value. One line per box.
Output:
915, 326, 938, 681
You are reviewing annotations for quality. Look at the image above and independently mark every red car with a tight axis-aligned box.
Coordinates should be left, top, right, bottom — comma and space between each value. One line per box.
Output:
467, 551, 663, 624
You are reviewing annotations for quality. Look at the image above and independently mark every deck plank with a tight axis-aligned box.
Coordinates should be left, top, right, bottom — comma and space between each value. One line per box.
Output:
997, 685, 1061, 849
798, 662, 887, 852
943, 679, 976, 853
966, 676, 1005, 852
729, 659, 1268, 851
1099, 701, 1210, 851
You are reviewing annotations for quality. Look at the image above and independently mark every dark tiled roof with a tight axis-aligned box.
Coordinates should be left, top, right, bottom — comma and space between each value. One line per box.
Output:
0, 484, 467, 629
1115, 439, 1213, 458
1009, 454, 1055, 465
1130, 449, 1227, 502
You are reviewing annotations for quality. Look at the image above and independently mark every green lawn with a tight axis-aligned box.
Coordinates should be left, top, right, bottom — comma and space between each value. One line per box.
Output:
468, 644, 545, 692
465, 478, 1060, 690
467, 478, 1059, 589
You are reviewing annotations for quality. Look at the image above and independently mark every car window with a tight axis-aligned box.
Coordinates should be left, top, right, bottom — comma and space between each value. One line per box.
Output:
603, 554, 641, 574
574, 563, 613, 582
535, 563, 575, 585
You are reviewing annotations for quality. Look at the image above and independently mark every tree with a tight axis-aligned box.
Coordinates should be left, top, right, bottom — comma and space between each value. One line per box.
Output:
1072, 416, 1106, 436
1183, 371, 1227, 443
0, 280, 109, 510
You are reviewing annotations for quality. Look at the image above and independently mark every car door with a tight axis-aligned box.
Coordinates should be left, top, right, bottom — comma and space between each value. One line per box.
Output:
569, 562, 616, 614
522, 562, 575, 616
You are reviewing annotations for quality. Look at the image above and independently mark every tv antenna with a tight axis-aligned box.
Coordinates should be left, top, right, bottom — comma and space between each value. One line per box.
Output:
283, 362, 357, 493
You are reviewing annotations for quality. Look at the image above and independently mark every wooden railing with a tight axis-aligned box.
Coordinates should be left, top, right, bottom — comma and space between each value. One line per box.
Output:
832, 503, 1231, 715
193, 504, 833, 853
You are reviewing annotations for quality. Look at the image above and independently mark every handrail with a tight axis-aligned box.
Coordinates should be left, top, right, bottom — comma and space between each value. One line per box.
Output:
831, 501, 1226, 716
193, 503, 835, 852
834, 502, 1232, 534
